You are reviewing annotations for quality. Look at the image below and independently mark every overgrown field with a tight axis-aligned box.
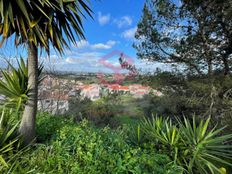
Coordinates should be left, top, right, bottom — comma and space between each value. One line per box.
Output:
1, 113, 181, 174
1, 112, 232, 174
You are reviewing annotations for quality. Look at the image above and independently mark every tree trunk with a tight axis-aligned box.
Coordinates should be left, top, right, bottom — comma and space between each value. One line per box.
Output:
222, 56, 230, 76
207, 59, 213, 77
19, 42, 38, 144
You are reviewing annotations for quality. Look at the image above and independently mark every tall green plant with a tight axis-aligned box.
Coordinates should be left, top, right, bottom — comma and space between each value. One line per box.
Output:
0, 58, 43, 111
140, 116, 180, 164
0, 109, 24, 170
0, 0, 93, 144
136, 116, 232, 174
179, 116, 232, 174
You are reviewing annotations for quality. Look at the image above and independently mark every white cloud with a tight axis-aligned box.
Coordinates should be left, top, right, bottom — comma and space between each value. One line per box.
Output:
74, 40, 90, 49
66, 52, 103, 62
42, 49, 128, 73
98, 12, 111, 26
77, 52, 103, 57
114, 16, 133, 28
121, 27, 137, 40
60, 51, 116, 72
41, 50, 173, 73
65, 57, 76, 64
73, 40, 117, 50
91, 40, 117, 49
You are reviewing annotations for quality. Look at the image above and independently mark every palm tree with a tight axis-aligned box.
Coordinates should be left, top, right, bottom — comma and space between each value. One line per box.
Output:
0, 0, 92, 144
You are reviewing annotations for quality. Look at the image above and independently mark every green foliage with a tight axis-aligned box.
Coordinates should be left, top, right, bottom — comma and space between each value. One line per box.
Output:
69, 91, 147, 128
0, 58, 43, 111
69, 93, 138, 127
179, 117, 232, 174
133, 116, 232, 174
0, 0, 93, 53
6, 114, 182, 174
138, 94, 182, 118
140, 72, 232, 134
36, 112, 74, 142
135, 0, 232, 75
68, 91, 92, 118
0, 108, 27, 171
116, 115, 141, 126
83, 99, 118, 127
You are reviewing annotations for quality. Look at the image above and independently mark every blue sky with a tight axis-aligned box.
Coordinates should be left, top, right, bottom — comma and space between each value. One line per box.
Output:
0, 0, 169, 73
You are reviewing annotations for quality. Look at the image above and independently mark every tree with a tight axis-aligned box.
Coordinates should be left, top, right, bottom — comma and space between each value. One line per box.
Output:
135, 0, 232, 76
119, 53, 138, 78
134, 0, 232, 128
0, 0, 92, 144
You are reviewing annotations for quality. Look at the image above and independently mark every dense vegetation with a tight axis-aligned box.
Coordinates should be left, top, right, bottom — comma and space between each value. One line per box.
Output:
0, 59, 232, 173
0, 0, 232, 173
134, 0, 232, 140
1, 109, 232, 174
0, 113, 180, 174
0, 0, 93, 144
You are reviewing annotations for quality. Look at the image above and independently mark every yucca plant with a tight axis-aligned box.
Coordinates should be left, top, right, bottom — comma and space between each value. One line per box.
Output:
0, 58, 43, 111
137, 116, 232, 174
140, 116, 181, 163
0, 108, 23, 169
128, 124, 143, 145
0, 0, 93, 144
178, 116, 232, 174
141, 116, 180, 144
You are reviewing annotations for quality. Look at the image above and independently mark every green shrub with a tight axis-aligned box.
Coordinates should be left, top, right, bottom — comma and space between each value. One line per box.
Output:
142, 72, 232, 135
82, 100, 119, 127
133, 116, 232, 174
9, 117, 182, 174
36, 112, 73, 142
137, 94, 181, 118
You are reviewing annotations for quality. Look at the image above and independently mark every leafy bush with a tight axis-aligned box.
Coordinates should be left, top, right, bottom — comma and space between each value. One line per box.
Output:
68, 94, 92, 119
36, 112, 73, 142
138, 94, 184, 118
6, 115, 182, 174
141, 72, 232, 135
132, 116, 232, 174
81, 99, 119, 127
68, 92, 123, 127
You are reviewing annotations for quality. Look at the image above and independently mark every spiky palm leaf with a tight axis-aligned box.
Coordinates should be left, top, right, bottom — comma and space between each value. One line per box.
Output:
139, 116, 232, 174
0, 108, 28, 170
0, 109, 19, 168
0, 58, 43, 110
0, 0, 93, 144
0, 0, 93, 53
179, 116, 232, 174
140, 116, 181, 165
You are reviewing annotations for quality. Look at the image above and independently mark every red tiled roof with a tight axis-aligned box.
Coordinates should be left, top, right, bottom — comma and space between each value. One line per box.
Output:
119, 86, 129, 90
81, 85, 99, 91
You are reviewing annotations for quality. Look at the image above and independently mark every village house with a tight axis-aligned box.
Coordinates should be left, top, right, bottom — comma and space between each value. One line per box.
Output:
129, 84, 152, 98
38, 76, 163, 114
38, 89, 69, 115
80, 84, 101, 101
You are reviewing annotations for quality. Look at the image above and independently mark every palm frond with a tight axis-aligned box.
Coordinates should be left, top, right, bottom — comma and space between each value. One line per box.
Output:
0, 0, 93, 53
0, 58, 43, 111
